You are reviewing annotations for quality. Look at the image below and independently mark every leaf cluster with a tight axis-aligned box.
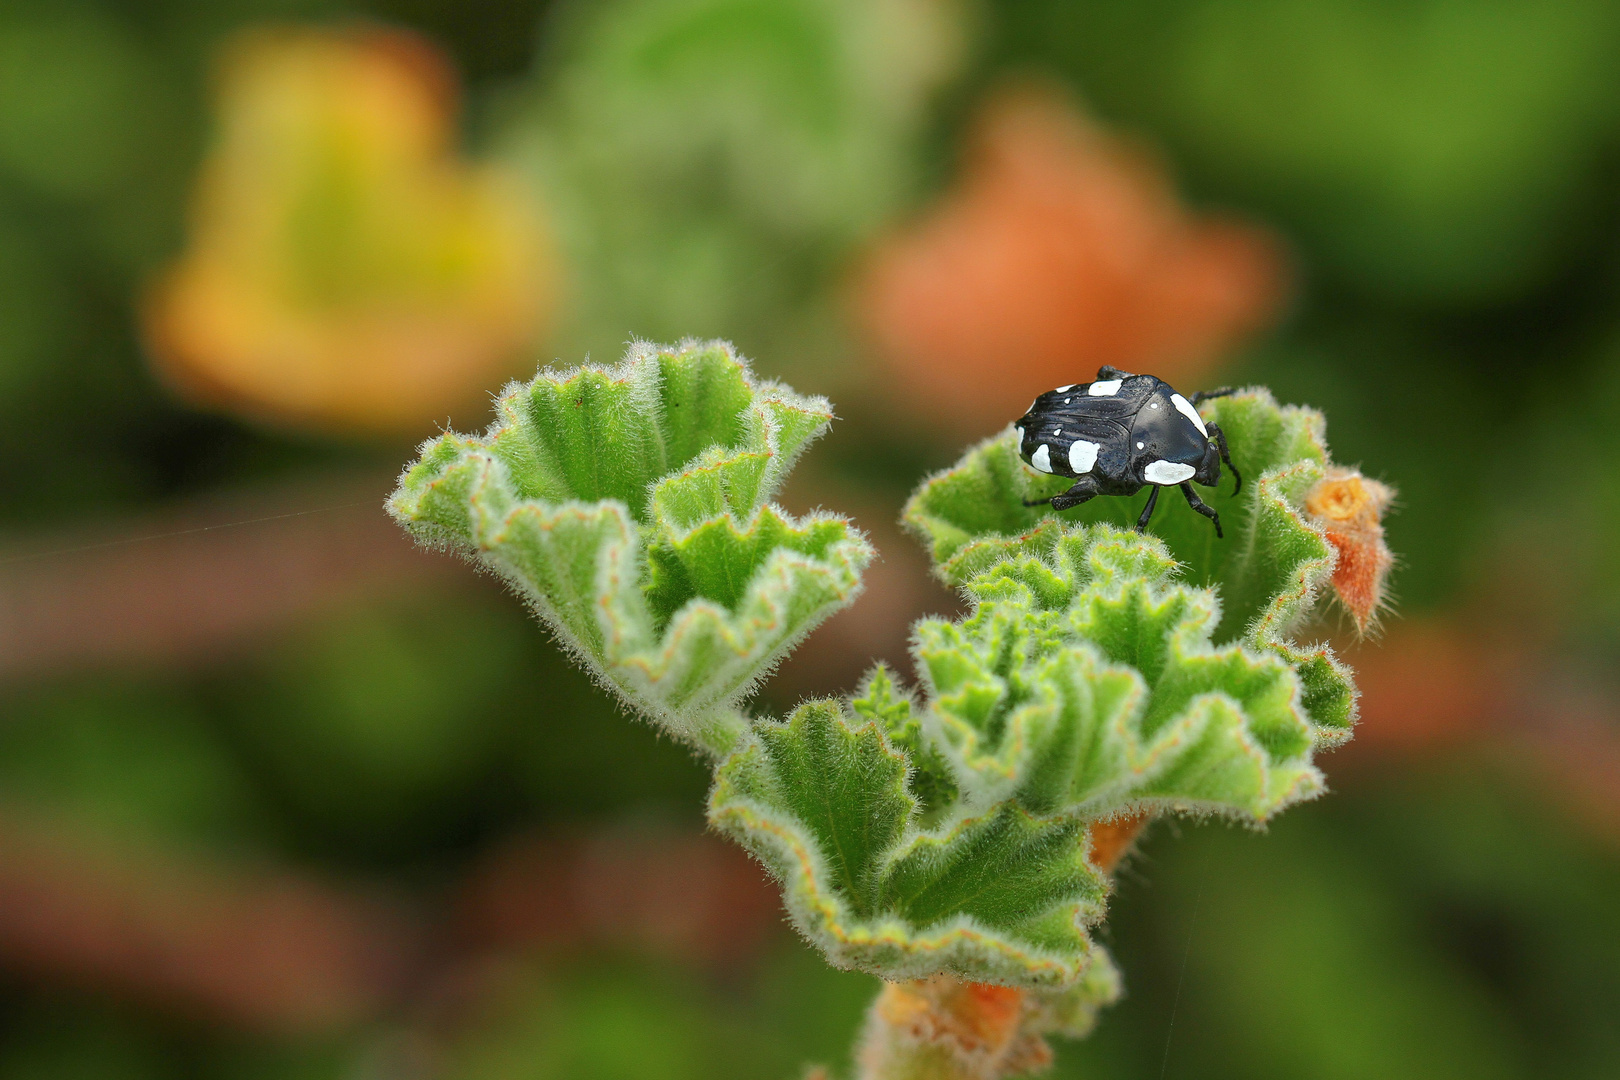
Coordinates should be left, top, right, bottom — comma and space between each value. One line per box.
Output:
392, 344, 1361, 1007
712, 388, 1357, 994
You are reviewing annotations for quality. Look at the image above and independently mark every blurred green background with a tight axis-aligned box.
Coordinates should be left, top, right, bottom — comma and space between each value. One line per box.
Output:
2, 0, 1619, 1077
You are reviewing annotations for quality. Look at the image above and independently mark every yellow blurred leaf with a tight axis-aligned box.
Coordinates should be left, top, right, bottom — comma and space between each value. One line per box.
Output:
145, 27, 554, 435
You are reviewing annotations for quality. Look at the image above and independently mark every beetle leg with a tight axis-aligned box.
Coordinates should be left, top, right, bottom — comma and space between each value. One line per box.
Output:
1025, 475, 1100, 512
1134, 485, 1161, 532
1207, 421, 1241, 494
1179, 482, 1223, 539
1190, 386, 1237, 405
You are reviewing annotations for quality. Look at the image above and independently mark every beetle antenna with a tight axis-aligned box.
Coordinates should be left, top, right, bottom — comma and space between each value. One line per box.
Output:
1190, 386, 1237, 405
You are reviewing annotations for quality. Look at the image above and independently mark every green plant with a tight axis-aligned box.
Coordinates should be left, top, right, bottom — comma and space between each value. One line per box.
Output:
389, 339, 1380, 1079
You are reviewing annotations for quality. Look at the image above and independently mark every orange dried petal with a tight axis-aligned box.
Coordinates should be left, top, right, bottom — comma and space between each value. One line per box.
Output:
1305, 468, 1396, 634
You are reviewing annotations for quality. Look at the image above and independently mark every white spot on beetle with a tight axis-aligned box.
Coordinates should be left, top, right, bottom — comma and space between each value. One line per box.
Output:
1171, 393, 1208, 436
1068, 439, 1099, 473
1144, 460, 1196, 485
1064, 398, 1071, 404
1056, 384, 1075, 392
1136, 441, 1145, 449
1031, 443, 1054, 473
1150, 401, 1160, 409
1088, 380, 1123, 396
1053, 427, 1063, 436
1015, 425, 1025, 445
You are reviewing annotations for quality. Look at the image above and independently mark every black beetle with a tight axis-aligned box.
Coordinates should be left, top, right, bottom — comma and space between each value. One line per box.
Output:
1015, 365, 1241, 537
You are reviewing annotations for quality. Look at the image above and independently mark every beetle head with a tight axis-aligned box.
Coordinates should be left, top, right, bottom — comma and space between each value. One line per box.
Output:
1138, 406, 1212, 484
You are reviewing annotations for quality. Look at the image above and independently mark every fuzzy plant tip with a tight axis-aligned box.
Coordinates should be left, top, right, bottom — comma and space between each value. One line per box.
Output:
902, 386, 1364, 741
709, 387, 1382, 1039
386, 339, 873, 758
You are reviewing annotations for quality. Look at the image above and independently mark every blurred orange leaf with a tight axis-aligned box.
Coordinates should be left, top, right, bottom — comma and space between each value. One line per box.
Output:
144, 27, 554, 435
857, 85, 1285, 433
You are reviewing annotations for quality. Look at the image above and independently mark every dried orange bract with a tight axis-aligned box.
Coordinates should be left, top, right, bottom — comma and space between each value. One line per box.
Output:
1086, 811, 1151, 874
867, 977, 1051, 1079
1305, 467, 1396, 634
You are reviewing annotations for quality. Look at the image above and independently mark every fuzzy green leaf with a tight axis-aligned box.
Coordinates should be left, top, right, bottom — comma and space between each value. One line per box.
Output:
389, 340, 873, 756
710, 701, 1113, 987
718, 701, 913, 916
914, 523, 1322, 819
850, 664, 958, 818
878, 804, 1095, 935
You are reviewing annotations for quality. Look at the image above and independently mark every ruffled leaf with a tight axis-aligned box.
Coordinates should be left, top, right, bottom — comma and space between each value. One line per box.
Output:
911, 524, 1323, 821
389, 340, 873, 756
903, 387, 1355, 746
710, 701, 1113, 988
851, 664, 958, 818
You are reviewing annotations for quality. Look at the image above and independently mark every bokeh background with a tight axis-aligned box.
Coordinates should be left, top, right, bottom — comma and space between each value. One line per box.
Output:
2, 0, 1619, 1077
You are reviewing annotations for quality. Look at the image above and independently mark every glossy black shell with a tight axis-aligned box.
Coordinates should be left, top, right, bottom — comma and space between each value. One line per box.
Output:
1014, 373, 1221, 495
